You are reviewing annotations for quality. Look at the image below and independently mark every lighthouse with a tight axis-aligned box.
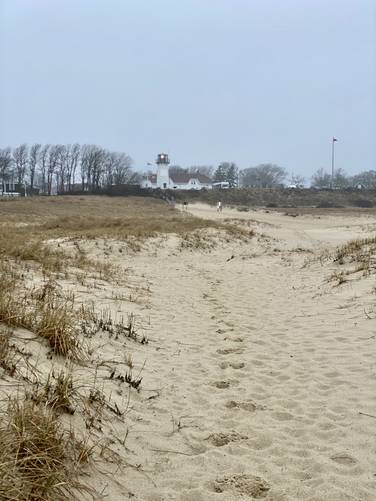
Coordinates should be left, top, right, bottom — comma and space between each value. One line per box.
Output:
156, 153, 170, 189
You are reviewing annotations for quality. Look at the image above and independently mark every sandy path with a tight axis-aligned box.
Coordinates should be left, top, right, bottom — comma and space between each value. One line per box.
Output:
103, 204, 376, 500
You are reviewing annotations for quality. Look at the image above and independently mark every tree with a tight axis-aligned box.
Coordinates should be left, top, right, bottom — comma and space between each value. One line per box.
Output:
46, 145, 63, 195
213, 162, 238, 185
56, 145, 69, 193
12, 144, 29, 184
311, 168, 349, 188
65, 144, 81, 190
169, 165, 186, 176
187, 165, 214, 178
28, 143, 41, 190
332, 168, 349, 189
213, 164, 226, 182
39, 144, 50, 194
289, 174, 305, 188
311, 168, 332, 188
112, 152, 133, 185
0, 148, 13, 188
226, 163, 239, 187
80, 145, 105, 190
240, 164, 287, 188
351, 170, 376, 189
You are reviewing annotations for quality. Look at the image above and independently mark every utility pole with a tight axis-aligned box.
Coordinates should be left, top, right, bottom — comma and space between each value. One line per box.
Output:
331, 137, 338, 189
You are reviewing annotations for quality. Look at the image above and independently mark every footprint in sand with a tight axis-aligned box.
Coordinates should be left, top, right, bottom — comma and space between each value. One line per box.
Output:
331, 454, 357, 466
217, 348, 243, 355
230, 361, 245, 369
226, 400, 261, 412
213, 380, 231, 389
224, 336, 244, 342
213, 473, 271, 499
208, 431, 248, 447
219, 361, 245, 370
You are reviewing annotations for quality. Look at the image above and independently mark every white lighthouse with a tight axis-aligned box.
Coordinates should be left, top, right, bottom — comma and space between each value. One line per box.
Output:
156, 153, 170, 189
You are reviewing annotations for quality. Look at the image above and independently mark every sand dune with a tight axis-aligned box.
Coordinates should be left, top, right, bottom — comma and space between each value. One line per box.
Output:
88, 204, 375, 500
2, 202, 375, 500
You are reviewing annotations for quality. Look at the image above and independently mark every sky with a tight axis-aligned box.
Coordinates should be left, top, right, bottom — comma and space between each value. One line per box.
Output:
0, 0, 375, 179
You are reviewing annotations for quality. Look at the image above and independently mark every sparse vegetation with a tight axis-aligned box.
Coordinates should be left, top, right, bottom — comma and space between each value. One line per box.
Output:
1, 195, 245, 497
0, 195, 256, 497
325, 236, 376, 287
30, 369, 77, 414
0, 399, 91, 500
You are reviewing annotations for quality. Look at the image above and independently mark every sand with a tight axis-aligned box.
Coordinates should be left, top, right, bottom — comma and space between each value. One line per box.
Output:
6, 203, 376, 500
80, 203, 375, 501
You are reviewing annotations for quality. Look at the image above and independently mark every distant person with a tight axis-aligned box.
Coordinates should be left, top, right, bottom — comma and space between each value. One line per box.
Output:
217, 201, 222, 213
183, 201, 188, 211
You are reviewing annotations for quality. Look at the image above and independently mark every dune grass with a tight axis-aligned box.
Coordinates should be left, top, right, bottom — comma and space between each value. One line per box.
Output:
0, 398, 92, 501
0, 195, 254, 499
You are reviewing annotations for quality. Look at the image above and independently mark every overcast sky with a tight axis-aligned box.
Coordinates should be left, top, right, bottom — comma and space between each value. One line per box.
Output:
0, 0, 375, 178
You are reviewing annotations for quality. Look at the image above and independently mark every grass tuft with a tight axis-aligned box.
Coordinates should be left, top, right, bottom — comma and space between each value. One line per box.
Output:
0, 399, 91, 500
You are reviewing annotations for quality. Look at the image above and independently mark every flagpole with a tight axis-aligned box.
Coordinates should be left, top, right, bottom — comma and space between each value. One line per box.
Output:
331, 137, 336, 189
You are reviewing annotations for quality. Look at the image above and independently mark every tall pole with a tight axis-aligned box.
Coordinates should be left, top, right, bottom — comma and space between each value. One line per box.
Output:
331, 137, 337, 189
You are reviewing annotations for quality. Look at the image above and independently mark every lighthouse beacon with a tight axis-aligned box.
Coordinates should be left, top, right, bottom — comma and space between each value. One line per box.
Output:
156, 153, 170, 189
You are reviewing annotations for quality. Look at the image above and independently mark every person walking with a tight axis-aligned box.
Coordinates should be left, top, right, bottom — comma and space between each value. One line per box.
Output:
217, 201, 222, 213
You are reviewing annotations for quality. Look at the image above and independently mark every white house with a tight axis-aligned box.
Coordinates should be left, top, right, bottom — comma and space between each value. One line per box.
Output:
141, 153, 212, 190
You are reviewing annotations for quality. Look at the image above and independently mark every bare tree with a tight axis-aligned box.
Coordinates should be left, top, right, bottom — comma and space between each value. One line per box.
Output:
240, 164, 286, 188
289, 174, 305, 188
0, 148, 13, 191
56, 145, 68, 193
80, 145, 106, 191
168, 165, 186, 175
311, 168, 332, 188
351, 170, 376, 189
47, 145, 63, 195
3, 142, 134, 194
187, 165, 214, 178
28, 143, 41, 191
103, 151, 117, 187
112, 153, 133, 185
12, 144, 29, 185
65, 144, 81, 190
39, 144, 50, 194
332, 168, 349, 189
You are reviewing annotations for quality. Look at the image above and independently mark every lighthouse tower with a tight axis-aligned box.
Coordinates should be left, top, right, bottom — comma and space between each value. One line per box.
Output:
156, 153, 170, 189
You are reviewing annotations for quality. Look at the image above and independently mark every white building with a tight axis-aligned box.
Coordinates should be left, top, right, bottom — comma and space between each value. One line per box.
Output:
141, 153, 212, 190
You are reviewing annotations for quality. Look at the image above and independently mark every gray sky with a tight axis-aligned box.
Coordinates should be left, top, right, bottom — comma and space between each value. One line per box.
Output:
0, 0, 375, 178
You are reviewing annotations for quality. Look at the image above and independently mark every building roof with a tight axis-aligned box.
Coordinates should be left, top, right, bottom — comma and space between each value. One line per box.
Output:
169, 172, 212, 184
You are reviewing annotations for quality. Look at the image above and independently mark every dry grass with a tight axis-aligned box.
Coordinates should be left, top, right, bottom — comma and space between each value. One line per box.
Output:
0, 398, 92, 500
0, 195, 223, 236
333, 236, 376, 278
324, 236, 376, 286
0, 275, 83, 360
0, 196, 251, 258
0, 326, 18, 377
0, 195, 253, 497
30, 369, 76, 415
334, 236, 376, 265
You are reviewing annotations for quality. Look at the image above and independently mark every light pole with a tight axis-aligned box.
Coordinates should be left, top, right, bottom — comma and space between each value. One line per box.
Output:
331, 137, 338, 189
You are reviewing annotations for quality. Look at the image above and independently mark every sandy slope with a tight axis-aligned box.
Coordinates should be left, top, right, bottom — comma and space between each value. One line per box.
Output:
86, 203, 376, 501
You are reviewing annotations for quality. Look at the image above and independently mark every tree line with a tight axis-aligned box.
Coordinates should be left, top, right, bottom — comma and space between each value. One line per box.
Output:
1, 144, 375, 193
0, 144, 136, 194
209, 163, 376, 189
